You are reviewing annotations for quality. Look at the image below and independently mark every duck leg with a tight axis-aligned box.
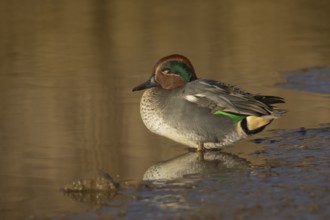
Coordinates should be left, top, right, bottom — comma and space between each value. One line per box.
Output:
197, 142, 204, 161
197, 141, 204, 152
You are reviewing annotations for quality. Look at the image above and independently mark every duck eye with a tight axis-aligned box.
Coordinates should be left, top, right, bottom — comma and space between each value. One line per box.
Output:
161, 68, 171, 74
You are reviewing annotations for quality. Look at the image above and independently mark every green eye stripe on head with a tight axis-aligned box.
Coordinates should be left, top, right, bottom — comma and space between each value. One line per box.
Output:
162, 61, 192, 82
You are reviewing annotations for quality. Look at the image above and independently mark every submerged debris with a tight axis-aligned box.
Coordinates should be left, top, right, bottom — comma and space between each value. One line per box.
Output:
63, 170, 118, 192
62, 170, 118, 205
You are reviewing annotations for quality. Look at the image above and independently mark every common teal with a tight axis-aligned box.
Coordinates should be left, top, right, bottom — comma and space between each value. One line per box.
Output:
133, 54, 285, 151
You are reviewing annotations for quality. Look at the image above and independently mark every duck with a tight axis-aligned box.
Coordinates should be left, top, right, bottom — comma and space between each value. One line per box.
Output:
132, 54, 285, 151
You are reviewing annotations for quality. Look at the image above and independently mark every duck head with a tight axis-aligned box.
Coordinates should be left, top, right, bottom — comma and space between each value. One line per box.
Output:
132, 54, 197, 91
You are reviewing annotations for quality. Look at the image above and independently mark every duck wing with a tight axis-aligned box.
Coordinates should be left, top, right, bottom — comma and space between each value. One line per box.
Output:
183, 79, 285, 117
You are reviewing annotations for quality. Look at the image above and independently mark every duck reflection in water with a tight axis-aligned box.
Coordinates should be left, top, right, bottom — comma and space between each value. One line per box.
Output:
143, 150, 250, 181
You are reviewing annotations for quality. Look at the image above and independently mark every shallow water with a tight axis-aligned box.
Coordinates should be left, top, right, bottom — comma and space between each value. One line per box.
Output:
0, 0, 330, 219
59, 126, 330, 219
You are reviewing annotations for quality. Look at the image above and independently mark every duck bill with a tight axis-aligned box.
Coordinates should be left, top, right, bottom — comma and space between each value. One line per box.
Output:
132, 77, 158, 91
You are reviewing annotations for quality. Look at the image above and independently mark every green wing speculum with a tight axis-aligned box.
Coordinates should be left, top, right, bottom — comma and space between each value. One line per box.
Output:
213, 110, 246, 123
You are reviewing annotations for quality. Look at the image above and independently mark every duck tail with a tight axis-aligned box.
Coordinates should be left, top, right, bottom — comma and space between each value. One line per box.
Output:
253, 94, 286, 119
240, 108, 286, 135
263, 108, 287, 119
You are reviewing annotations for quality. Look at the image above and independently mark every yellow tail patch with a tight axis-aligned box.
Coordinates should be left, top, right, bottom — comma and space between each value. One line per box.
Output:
246, 116, 272, 131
